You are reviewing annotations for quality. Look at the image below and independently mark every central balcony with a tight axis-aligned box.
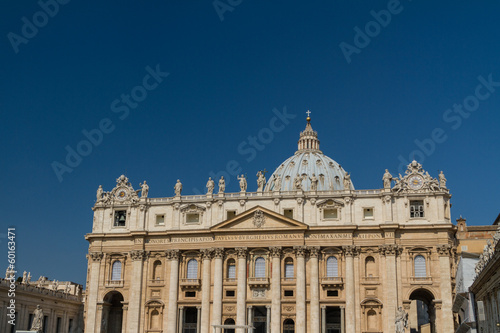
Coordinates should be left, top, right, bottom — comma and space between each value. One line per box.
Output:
105, 280, 124, 288
180, 278, 201, 289
410, 276, 432, 285
248, 277, 270, 288
320, 277, 343, 288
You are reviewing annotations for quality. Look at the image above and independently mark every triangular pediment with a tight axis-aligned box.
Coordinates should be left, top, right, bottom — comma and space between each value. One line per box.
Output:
211, 206, 308, 232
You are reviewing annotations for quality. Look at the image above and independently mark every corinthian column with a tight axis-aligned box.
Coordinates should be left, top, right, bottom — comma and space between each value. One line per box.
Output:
212, 248, 224, 333
127, 250, 147, 332
236, 247, 248, 333
343, 246, 357, 333
201, 248, 213, 333
167, 250, 180, 333
309, 247, 320, 333
379, 245, 398, 333
294, 246, 307, 333
85, 252, 103, 333
270, 246, 282, 333
437, 245, 455, 333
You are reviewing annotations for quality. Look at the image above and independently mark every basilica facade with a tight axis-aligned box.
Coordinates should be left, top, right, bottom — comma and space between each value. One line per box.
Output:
84, 116, 457, 333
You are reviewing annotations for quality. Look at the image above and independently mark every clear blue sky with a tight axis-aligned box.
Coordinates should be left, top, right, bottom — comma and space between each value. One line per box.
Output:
1, 1, 499, 285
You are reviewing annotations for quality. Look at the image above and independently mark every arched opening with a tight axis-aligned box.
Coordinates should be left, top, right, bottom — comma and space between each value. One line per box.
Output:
367, 309, 377, 330
153, 260, 162, 280
254, 257, 265, 278
111, 260, 122, 281
409, 288, 436, 333
365, 256, 377, 277
283, 318, 295, 333
414, 255, 427, 277
326, 256, 338, 277
284, 257, 294, 279
150, 309, 160, 329
186, 259, 198, 279
102, 291, 124, 333
227, 258, 236, 279
224, 318, 235, 333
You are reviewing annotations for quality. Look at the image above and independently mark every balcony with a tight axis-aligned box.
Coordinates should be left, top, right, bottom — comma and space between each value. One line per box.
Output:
105, 280, 124, 288
248, 277, 269, 288
180, 278, 201, 289
361, 276, 380, 285
320, 277, 343, 288
223, 278, 237, 285
281, 277, 296, 285
148, 279, 165, 286
410, 276, 432, 285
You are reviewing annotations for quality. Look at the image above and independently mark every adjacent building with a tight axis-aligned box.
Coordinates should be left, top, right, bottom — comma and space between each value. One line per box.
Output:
84, 116, 457, 333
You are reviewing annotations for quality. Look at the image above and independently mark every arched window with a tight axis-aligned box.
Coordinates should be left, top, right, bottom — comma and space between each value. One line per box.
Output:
255, 257, 266, 278
227, 259, 236, 279
326, 256, 338, 277
365, 256, 376, 277
187, 259, 198, 279
111, 260, 122, 281
150, 309, 160, 329
284, 257, 294, 278
153, 260, 162, 280
367, 309, 377, 330
224, 318, 235, 333
283, 319, 295, 333
414, 255, 426, 277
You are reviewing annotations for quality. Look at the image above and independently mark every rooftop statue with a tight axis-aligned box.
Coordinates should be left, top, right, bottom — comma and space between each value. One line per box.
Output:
383, 169, 392, 189
96, 185, 103, 202
206, 177, 215, 195
218, 176, 226, 194
439, 171, 447, 189
343, 172, 351, 190
140, 181, 149, 198
256, 170, 266, 192
174, 179, 183, 196
237, 174, 247, 192
273, 174, 282, 191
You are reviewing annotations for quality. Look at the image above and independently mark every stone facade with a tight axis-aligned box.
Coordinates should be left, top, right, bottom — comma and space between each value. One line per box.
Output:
0, 275, 83, 332
84, 117, 457, 333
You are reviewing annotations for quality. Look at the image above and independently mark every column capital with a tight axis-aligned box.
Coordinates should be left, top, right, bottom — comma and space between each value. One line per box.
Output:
247, 305, 253, 309
378, 244, 401, 256
166, 249, 180, 260
266, 305, 271, 309
200, 248, 213, 260
213, 248, 225, 259
436, 244, 452, 256
130, 250, 147, 261
88, 252, 103, 262
236, 247, 247, 258
293, 245, 307, 257
308, 246, 320, 258
269, 246, 282, 258
342, 245, 359, 257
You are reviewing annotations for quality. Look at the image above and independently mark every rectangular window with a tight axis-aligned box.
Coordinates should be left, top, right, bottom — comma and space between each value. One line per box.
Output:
226, 290, 235, 297
114, 210, 127, 227
156, 214, 165, 225
363, 208, 374, 219
461, 246, 468, 251
69, 319, 73, 331
410, 200, 424, 218
284, 290, 294, 297
323, 208, 338, 219
327, 290, 339, 297
283, 209, 294, 219
226, 210, 236, 219
185, 291, 196, 297
186, 213, 200, 223
56, 317, 62, 333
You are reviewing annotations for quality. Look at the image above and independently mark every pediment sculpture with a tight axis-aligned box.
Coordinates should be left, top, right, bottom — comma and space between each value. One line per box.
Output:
392, 161, 447, 193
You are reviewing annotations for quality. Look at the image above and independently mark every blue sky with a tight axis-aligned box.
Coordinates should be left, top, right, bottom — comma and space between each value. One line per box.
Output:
1, 1, 499, 285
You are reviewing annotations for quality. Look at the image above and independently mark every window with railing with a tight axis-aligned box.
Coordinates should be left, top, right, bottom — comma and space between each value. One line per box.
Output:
326, 256, 338, 277
187, 259, 198, 279
111, 260, 122, 281
227, 259, 236, 279
254, 257, 265, 278
284, 258, 294, 278
414, 255, 426, 277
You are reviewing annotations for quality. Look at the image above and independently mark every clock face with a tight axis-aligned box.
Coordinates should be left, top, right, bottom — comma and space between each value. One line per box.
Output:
408, 175, 424, 190
116, 189, 128, 200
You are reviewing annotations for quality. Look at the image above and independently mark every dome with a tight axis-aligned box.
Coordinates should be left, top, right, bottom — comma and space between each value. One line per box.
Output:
264, 114, 354, 192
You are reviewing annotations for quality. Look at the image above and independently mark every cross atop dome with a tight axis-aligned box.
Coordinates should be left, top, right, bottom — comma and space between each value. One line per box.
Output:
297, 110, 321, 152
